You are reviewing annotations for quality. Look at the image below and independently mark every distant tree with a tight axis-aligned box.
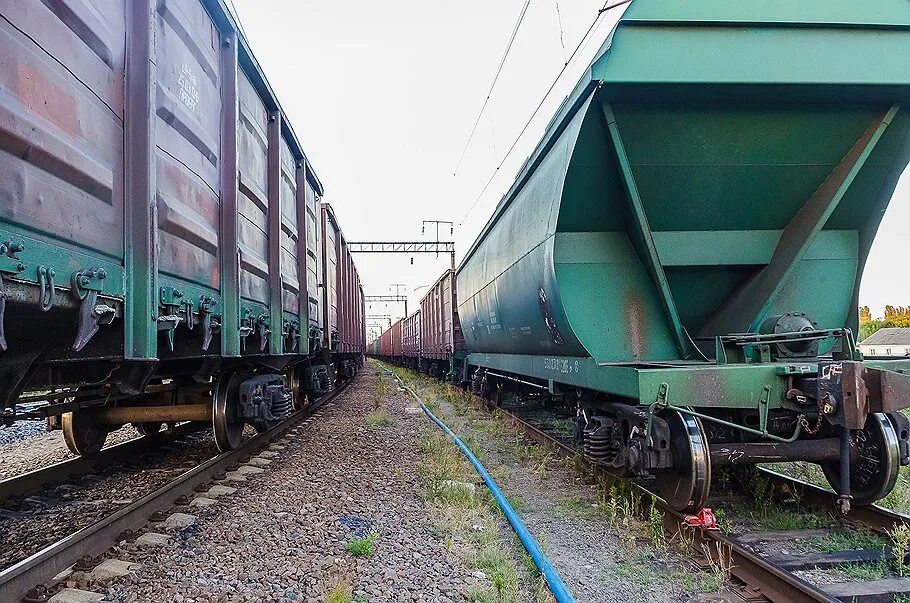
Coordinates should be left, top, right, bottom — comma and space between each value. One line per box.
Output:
860, 306, 872, 325
860, 319, 891, 342
885, 306, 910, 328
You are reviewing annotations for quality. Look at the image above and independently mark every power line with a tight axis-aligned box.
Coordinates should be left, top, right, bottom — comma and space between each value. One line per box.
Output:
459, 0, 629, 226
554, 0, 567, 65
451, 0, 533, 178
227, 0, 251, 45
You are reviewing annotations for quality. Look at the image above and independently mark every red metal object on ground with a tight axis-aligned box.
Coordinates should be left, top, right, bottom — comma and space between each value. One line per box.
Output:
683, 508, 719, 531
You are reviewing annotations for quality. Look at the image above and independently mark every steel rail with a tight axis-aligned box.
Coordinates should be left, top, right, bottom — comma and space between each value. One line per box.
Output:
0, 381, 350, 602
0, 423, 200, 505
494, 408, 910, 603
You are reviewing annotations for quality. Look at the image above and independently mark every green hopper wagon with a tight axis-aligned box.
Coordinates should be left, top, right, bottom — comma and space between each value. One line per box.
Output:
457, 1, 910, 511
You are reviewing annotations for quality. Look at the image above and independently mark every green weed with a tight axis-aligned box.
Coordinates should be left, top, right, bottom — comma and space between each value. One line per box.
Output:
346, 532, 379, 558
365, 408, 394, 429
889, 523, 910, 577
325, 583, 352, 603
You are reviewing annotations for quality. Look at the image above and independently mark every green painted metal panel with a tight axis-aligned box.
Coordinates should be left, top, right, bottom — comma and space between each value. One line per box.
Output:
619, 0, 910, 27
457, 1, 910, 395
595, 25, 910, 87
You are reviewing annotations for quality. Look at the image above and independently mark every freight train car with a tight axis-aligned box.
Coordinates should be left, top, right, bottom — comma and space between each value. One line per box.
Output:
320, 203, 366, 382
419, 269, 467, 380
401, 311, 421, 369
0, 0, 364, 454
453, 2, 910, 512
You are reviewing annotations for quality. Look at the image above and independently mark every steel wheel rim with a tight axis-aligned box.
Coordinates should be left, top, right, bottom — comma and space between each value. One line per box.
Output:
821, 413, 900, 506
212, 373, 244, 452
287, 367, 305, 411
655, 409, 711, 512
62, 409, 107, 456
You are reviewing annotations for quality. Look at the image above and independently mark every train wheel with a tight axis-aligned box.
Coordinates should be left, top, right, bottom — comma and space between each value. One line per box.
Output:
212, 372, 245, 452
62, 408, 108, 456
286, 367, 305, 411
821, 413, 900, 506
654, 410, 711, 512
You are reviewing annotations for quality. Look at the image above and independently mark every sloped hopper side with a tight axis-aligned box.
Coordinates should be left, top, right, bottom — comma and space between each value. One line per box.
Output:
554, 98, 910, 363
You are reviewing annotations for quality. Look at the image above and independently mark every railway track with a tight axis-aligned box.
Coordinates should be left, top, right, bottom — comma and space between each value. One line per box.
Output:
0, 422, 201, 506
0, 381, 351, 603
495, 403, 910, 603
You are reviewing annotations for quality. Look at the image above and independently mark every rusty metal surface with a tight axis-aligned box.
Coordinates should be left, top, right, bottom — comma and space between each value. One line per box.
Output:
870, 368, 910, 414
218, 28, 240, 356
97, 403, 211, 424
321, 203, 364, 354
390, 318, 403, 357
335, 238, 364, 354
0, 0, 126, 260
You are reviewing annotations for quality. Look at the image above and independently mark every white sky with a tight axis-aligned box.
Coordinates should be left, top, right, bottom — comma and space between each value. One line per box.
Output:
233, 0, 910, 341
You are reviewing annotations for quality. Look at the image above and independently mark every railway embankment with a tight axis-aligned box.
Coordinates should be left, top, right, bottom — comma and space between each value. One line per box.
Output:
385, 363, 730, 603
93, 363, 525, 602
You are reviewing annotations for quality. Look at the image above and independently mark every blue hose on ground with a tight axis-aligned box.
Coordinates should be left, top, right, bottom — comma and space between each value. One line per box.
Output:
396, 377, 577, 603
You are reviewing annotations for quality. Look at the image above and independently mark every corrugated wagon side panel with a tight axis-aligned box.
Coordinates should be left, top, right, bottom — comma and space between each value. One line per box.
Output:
338, 236, 358, 353
421, 270, 462, 360
321, 204, 339, 350
390, 319, 403, 357
303, 177, 320, 344
279, 137, 300, 322
154, 0, 224, 306
403, 311, 420, 357
0, 0, 126, 295
236, 70, 269, 310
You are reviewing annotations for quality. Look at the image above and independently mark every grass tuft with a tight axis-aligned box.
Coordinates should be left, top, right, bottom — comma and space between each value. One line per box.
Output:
325, 582, 352, 603
346, 532, 379, 558
890, 523, 910, 577
365, 409, 394, 429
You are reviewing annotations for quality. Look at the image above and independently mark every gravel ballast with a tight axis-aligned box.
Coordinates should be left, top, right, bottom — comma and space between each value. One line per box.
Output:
97, 366, 514, 602
0, 424, 140, 480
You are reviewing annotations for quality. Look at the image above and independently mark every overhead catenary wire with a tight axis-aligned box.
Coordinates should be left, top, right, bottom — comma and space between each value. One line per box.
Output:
458, 0, 632, 226
227, 0, 252, 47
451, 0, 533, 178
554, 0, 567, 65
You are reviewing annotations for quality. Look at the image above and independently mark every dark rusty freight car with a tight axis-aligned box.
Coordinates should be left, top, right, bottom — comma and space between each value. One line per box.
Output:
320, 203, 365, 361
0, 0, 364, 454
419, 269, 466, 379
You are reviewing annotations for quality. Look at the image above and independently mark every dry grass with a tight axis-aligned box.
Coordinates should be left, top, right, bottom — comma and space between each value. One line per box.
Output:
365, 408, 394, 429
